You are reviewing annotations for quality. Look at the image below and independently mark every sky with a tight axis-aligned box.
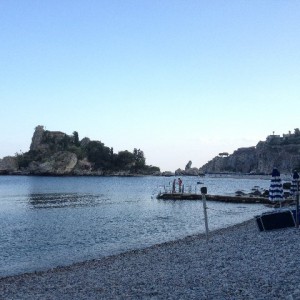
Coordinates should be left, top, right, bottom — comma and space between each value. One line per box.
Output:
0, 1, 300, 172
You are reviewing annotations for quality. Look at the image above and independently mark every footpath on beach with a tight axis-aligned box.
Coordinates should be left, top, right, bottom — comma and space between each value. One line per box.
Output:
1, 219, 300, 300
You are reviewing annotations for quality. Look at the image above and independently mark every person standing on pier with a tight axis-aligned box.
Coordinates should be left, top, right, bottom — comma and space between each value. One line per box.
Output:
178, 178, 182, 193
172, 179, 176, 193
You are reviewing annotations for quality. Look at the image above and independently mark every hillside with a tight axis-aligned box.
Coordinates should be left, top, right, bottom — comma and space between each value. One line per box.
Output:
0, 126, 160, 176
2, 127, 300, 176
199, 130, 300, 174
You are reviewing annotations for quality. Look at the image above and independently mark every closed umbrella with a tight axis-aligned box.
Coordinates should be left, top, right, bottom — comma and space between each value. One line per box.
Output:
291, 171, 300, 227
290, 171, 300, 198
269, 168, 283, 203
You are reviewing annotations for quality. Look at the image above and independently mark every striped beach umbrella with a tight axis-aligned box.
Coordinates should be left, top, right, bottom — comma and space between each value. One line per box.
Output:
269, 168, 283, 202
290, 171, 299, 198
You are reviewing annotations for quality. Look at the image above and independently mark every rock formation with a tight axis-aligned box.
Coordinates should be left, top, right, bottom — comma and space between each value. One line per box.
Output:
185, 161, 192, 170
28, 151, 78, 175
30, 125, 45, 151
175, 161, 200, 176
200, 131, 300, 174
0, 126, 160, 176
0, 156, 18, 174
3, 127, 300, 176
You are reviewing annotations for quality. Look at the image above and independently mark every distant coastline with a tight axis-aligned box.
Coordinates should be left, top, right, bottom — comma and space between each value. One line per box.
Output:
1, 126, 300, 176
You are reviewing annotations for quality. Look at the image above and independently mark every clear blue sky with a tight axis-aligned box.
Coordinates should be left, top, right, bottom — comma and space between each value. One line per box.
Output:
1, 1, 299, 171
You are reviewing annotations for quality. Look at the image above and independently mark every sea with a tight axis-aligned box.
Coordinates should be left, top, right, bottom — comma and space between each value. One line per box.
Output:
0, 175, 273, 277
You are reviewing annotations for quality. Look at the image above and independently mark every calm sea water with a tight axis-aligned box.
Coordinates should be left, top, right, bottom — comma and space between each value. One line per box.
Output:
0, 175, 272, 277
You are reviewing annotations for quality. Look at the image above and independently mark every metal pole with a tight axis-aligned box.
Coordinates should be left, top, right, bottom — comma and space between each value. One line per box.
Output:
201, 187, 209, 242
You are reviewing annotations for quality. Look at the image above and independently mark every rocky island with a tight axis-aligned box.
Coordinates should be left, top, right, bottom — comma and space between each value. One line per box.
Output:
0, 126, 160, 176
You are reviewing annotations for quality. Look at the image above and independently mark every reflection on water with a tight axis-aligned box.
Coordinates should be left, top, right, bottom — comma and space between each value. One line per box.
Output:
27, 193, 108, 209
0, 175, 272, 277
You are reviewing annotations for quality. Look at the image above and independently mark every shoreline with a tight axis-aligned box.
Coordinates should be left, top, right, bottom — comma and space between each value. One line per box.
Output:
0, 220, 251, 280
0, 172, 282, 178
1, 219, 300, 299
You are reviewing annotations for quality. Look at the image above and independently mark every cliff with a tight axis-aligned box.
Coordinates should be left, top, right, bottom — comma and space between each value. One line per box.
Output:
0, 126, 160, 176
3, 127, 300, 176
200, 131, 300, 174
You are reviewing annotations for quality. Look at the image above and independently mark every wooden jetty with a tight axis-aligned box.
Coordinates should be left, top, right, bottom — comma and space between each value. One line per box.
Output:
156, 193, 272, 204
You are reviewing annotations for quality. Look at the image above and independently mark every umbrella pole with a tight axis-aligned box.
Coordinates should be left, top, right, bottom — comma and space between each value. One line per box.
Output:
296, 181, 299, 228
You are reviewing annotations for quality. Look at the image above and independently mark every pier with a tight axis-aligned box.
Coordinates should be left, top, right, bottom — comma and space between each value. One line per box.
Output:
156, 193, 271, 204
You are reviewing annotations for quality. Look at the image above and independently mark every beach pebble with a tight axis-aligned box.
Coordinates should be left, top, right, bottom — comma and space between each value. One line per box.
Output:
1, 219, 300, 299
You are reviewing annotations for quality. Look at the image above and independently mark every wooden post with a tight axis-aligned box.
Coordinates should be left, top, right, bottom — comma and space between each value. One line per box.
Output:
201, 187, 209, 242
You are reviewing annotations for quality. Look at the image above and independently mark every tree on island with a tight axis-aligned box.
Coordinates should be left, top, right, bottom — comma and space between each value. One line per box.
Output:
12, 126, 160, 175
219, 152, 229, 157
72, 131, 80, 147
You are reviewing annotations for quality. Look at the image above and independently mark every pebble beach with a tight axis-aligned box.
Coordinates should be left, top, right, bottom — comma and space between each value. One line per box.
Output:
1, 219, 300, 300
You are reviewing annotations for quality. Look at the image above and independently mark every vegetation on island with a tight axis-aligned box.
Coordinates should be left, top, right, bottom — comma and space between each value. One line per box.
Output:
14, 126, 160, 175
200, 128, 300, 174
6, 126, 300, 176
266, 128, 300, 146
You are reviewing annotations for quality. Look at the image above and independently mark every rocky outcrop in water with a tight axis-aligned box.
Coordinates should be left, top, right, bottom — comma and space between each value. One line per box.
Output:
175, 161, 201, 176
1, 126, 160, 176
200, 131, 300, 174
0, 156, 18, 174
